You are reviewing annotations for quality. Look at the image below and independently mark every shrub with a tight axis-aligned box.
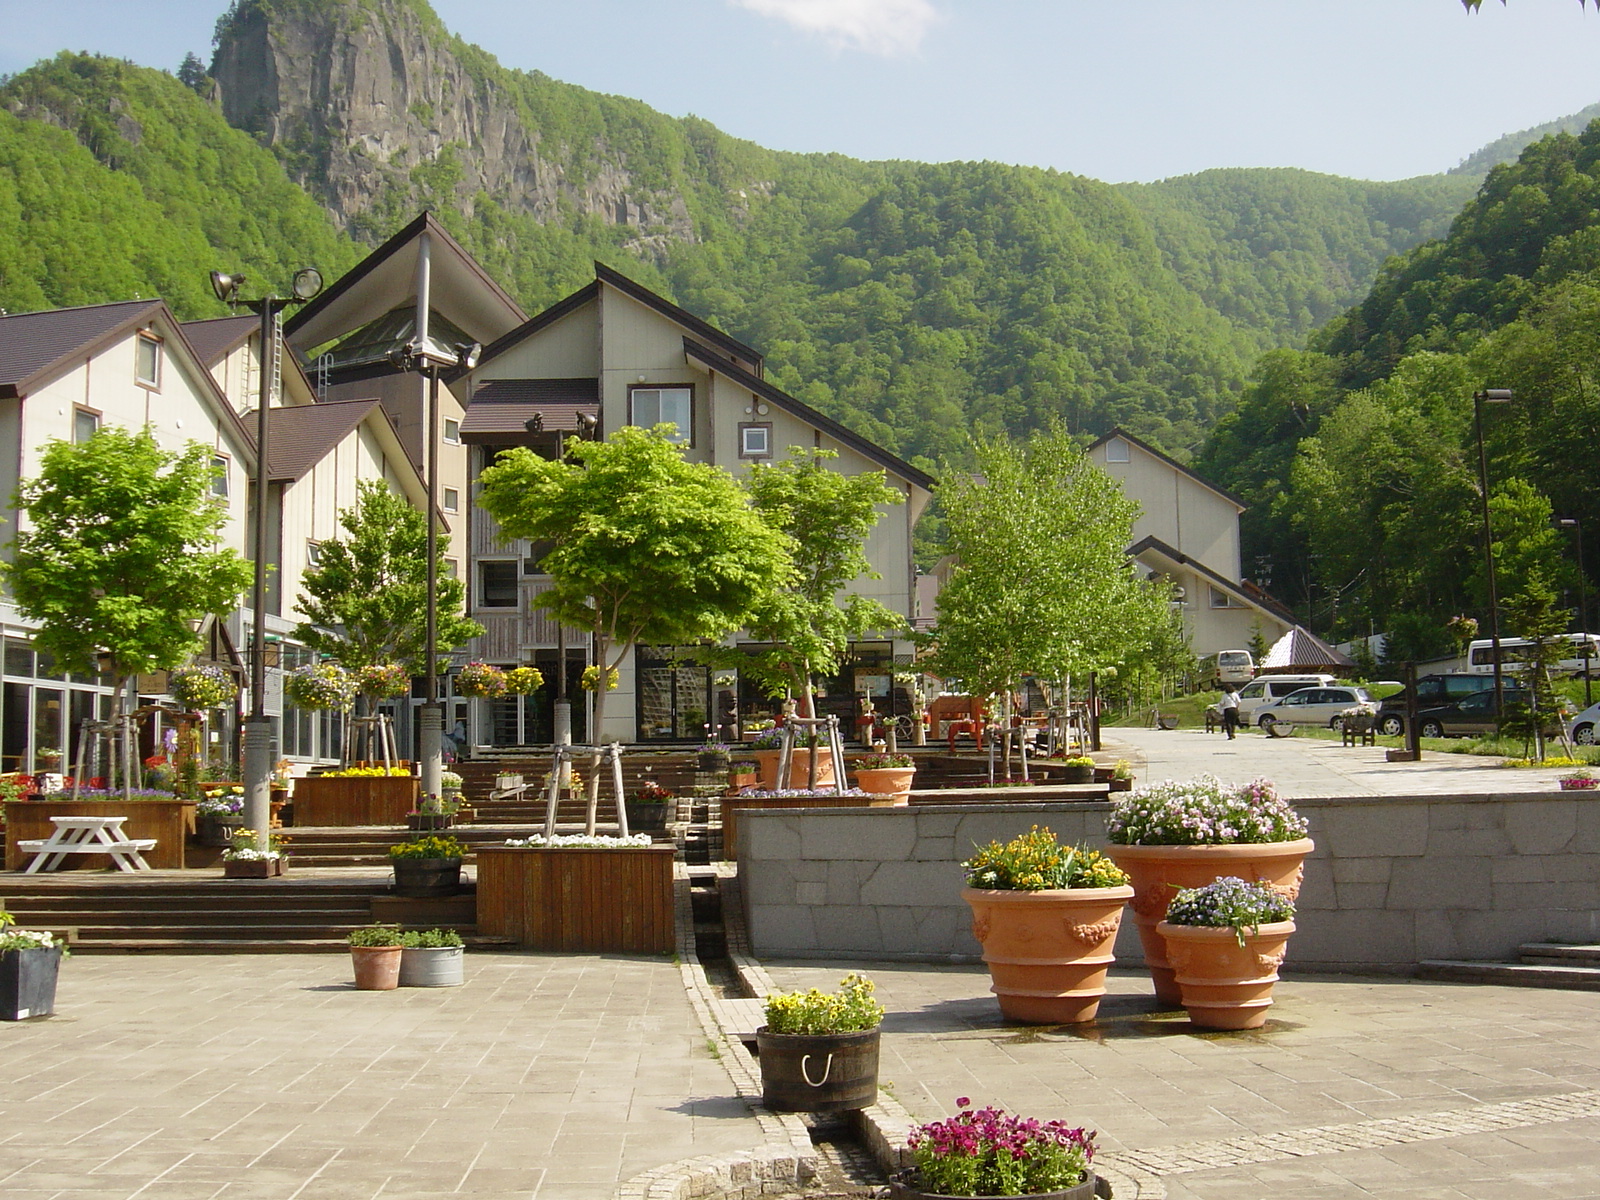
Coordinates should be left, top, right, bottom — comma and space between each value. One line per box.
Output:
763, 972, 883, 1034
347, 923, 405, 948
400, 928, 464, 948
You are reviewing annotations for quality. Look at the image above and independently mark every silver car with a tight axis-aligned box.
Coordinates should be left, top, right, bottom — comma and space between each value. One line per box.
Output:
1253, 685, 1373, 731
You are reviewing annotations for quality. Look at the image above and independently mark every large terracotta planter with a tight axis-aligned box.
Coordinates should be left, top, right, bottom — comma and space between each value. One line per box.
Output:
961, 884, 1134, 1023
1105, 839, 1313, 1005
350, 945, 403, 990
1157, 919, 1295, 1030
854, 766, 915, 803
753, 748, 837, 791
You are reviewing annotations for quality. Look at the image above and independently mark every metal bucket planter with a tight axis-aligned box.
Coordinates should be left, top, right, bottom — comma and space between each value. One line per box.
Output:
887, 1170, 1101, 1200
1106, 839, 1313, 1006
398, 946, 465, 988
1, 946, 62, 1020
1157, 919, 1296, 1030
392, 857, 463, 898
962, 885, 1133, 1023
755, 1025, 879, 1112
350, 945, 403, 991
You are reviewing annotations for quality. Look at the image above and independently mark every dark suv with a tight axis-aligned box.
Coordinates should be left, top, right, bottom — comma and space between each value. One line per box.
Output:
1375, 674, 1525, 737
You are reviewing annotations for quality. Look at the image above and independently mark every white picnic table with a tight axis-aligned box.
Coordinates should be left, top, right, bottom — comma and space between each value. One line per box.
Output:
18, 815, 156, 873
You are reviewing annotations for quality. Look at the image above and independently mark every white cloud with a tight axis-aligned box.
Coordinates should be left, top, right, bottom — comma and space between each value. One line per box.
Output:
731, 0, 941, 57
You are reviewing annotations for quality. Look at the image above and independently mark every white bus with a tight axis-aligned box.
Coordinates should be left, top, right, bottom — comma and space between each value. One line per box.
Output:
1466, 634, 1600, 676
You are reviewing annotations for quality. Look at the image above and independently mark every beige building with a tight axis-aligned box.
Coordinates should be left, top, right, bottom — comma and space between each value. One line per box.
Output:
1086, 428, 1298, 661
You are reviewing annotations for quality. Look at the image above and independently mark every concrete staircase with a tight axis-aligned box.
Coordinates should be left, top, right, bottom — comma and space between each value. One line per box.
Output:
1419, 943, 1600, 990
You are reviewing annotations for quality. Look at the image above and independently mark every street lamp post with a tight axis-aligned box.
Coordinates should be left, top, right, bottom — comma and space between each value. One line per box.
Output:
1473, 388, 1514, 730
394, 341, 480, 803
209, 267, 323, 847
1555, 515, 1591, 707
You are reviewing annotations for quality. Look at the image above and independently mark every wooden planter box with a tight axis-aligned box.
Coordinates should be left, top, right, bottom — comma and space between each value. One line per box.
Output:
722, 793, 900, 862
292, 776, 418, 826
4, 799, 195, 871
475, 844, 676, 953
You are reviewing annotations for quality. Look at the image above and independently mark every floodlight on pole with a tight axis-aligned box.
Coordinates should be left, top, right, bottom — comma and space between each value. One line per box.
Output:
209, 266, 323, 850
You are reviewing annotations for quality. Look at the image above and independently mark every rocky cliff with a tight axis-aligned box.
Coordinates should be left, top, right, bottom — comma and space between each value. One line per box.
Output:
211, 0, 697, 250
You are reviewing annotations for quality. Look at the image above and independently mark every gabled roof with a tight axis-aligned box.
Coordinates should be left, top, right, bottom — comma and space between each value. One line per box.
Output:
681, 338, 935, 492
466, 281, 599, 377
258, 399, 382, 482
1128, 534, 1296, 624
284, 211, 526, 355
596, 261, 762, 372
0, 299, 164, 398
1089, 427, 1246, 512
180, 315, 258, 367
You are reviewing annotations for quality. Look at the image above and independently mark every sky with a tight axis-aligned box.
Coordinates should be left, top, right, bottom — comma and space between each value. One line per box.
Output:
1, 0, 1598, 183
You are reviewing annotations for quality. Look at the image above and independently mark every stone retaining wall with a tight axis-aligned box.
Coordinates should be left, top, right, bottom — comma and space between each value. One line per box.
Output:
738, 793, 1600, 972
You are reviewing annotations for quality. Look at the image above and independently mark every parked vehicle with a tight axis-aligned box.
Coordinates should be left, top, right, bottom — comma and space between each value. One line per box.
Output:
1414, 690, 1562, 739
1220, 674, 1339, 724
1375, 674, 1526, 737
1254, 685, 1373, 730
1466, 634, 1600, 677
1201, 650, 1255, 688
1567, 700, 1600, 745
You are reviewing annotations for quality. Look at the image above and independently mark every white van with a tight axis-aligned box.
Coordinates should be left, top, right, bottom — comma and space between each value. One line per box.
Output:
1466, 634, 1600, 676
1203, 650, 1256, 688
1227, 673, 1338, 723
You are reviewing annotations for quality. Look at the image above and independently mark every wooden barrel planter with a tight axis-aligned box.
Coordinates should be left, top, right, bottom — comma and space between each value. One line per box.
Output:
4, 800, 195, 870
475, 844, 676, 953
292, 776, 418, 826
756, 1026, 880, 1112
391, 857, 463, 898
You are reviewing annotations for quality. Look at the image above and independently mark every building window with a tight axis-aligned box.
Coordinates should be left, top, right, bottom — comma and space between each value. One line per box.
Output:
306, 541, 323, 567
739, 423, 772, 458
479, 560, 518, 607
524, 540, 555, 575
629, 386, 692, 445
211, 455, 230, 498
1105, 437, 1130, 463
74, 408, 100, 444
444, 418, 461, 444
1209, 586, 1243, 609
136, 334, 162, 389
443, 487, 460, 513
444, 558, 458, 579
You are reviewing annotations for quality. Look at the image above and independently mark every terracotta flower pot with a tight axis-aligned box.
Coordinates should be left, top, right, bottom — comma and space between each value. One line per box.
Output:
1106, 839, 1313, 1005
350, 945, 403, 990
854, 766, 915, 803
962, 884, 1134, 1023
1156, 919, 1295, 1029
753, 748, 837, 791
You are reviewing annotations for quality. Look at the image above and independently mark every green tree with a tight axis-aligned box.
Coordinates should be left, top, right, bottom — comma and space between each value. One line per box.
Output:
292, 479, 482, 678
1500, 567, 1572, 759
176, 53, 209, 93
476, 426, 793, 742
924, 423, 1176, 699
706, 447, 906, 716
4, 427, 251, 791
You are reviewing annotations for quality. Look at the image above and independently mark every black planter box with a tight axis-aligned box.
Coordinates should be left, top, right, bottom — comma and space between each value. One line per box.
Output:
1, 946, 62, 1020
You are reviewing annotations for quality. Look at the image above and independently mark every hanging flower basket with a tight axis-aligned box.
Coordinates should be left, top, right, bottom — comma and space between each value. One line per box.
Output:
284, 663, 356, 712
168, 664, 238, 711
505, 666, 545, 695
456, 661, 509, 699
357, 663, 410, 699
581, 665, 619, 692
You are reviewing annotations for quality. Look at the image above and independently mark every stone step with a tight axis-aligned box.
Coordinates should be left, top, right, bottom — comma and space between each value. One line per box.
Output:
2, 905, 373, 924
1417, 959, 1600, 990
69, 922, 400, 942
1519, 942, 1600, 967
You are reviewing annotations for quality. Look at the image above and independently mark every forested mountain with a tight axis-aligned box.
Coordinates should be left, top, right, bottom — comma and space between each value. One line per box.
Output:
1, 0, 1483, 470
1198, 124, 1600, 659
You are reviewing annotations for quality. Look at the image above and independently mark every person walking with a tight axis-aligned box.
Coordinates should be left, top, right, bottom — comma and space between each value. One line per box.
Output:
1219, 685, 1240, 740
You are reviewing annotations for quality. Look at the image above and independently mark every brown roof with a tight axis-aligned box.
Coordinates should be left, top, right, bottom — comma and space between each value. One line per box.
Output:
180, 315, 257, 367
255, 398, 381, 482
461, 378, 599, 440
0, 300, 164, 398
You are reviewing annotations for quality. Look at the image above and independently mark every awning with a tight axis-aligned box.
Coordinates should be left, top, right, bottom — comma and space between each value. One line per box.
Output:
460, 378, 599, 443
